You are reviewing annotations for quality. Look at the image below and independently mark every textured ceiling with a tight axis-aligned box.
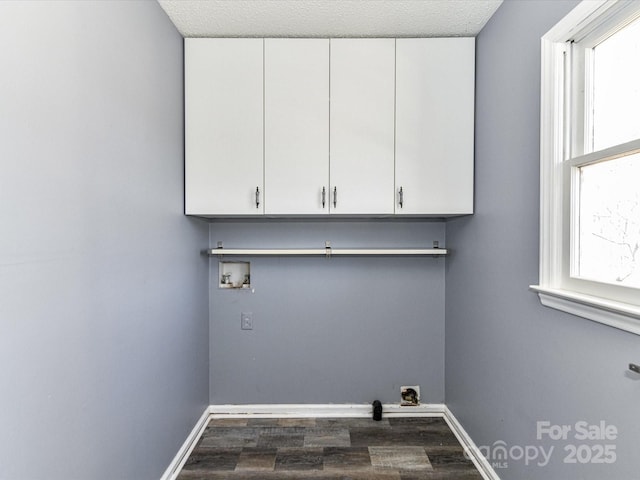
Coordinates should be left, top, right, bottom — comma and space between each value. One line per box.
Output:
158, 0, 503, 38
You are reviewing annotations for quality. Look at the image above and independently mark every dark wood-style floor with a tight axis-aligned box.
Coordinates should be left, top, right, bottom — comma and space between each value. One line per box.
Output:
177, 416, 484, 479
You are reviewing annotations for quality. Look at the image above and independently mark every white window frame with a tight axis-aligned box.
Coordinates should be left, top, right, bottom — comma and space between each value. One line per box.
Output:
532, 0, 640, 335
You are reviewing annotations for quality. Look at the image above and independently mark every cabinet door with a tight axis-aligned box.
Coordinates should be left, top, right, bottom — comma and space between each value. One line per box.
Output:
264, 39, 330, 215
185, 38, 264, 215
395, 38, 475, 215
330, 39, 395, 215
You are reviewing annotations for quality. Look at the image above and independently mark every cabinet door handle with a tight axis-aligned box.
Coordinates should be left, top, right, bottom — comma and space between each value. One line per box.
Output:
333, 186, 337, 208
255, 186, 260, 208
399, 186, 404, 208
321, 187, 326, 208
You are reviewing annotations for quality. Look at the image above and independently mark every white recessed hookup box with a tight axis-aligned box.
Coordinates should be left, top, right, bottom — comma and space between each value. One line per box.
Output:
219, 261, 250, 289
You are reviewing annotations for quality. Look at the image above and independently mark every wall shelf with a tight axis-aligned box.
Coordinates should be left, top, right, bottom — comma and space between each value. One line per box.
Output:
208, 242, 447, 257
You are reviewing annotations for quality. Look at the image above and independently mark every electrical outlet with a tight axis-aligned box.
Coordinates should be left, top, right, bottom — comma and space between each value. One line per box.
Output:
241, 312, 253, 330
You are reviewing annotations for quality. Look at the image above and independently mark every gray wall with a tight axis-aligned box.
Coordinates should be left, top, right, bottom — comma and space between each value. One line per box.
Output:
209, 221, 446, 404
446, 1, 640, 478
0, 2, 209, 479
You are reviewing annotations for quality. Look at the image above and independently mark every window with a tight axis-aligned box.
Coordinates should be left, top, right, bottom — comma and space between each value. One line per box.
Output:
534, 0, 640, 334
577, 153, 640, 289
591, 17, 640, 152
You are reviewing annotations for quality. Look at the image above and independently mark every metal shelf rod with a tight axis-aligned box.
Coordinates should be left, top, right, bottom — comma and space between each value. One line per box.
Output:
208, 244, 447, 257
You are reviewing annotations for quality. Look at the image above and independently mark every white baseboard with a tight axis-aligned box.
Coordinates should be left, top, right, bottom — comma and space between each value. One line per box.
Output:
161, 404, 499, 480
444, 406, 501, 480
209, 403, 445, 418
160, 407, 211, 480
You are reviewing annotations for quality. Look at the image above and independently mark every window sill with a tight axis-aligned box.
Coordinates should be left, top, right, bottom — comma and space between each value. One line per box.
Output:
530, 285, 640, 336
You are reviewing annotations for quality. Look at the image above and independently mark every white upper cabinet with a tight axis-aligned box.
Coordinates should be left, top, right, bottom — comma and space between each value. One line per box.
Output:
395, 38, 475, 215
264, 39, 330, 215
329, 39, 396, 215
184, 37, 475, 217
185, 38, 264, 215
